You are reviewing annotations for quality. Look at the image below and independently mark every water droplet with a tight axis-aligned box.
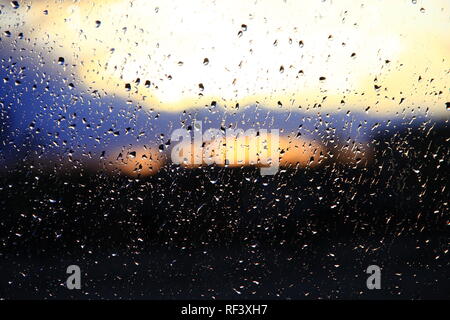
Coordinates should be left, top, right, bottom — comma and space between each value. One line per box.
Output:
10, 1, 19, 9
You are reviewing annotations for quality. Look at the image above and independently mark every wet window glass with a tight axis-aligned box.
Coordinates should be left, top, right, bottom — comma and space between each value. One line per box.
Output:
0, 0, 448, 299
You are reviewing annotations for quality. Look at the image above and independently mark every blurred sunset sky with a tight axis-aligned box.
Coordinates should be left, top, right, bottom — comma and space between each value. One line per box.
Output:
1, 0, 449, 116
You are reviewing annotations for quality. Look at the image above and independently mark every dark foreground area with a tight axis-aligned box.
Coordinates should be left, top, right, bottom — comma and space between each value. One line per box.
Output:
0, 125, 448, 299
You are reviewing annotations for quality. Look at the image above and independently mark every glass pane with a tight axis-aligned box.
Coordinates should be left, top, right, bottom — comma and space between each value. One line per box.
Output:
0, 0, 448, 299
